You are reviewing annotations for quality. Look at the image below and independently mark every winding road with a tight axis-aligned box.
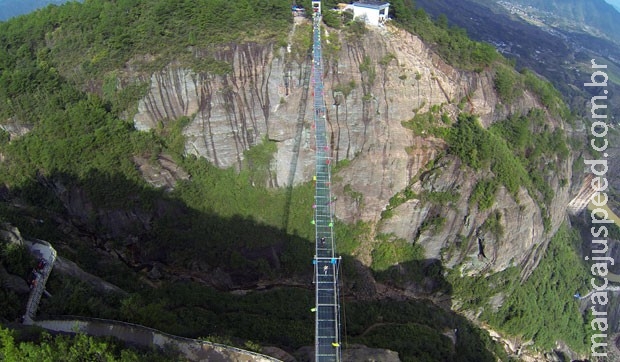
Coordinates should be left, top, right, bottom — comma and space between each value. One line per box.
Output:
578, 285, 620, 300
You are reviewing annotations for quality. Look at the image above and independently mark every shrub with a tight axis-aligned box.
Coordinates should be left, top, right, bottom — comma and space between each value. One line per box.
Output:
322, 10, 341, 28
469, 179, 497, 210
371, 234, 424, 271
494, 65, 522, 104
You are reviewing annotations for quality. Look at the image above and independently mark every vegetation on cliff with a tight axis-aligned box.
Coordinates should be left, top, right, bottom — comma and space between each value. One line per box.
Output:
0, 327, 178, 361
450, 224, 591, 353
301, 0, 498, 71
0, 0, 590, 360
399, 106, 569, 232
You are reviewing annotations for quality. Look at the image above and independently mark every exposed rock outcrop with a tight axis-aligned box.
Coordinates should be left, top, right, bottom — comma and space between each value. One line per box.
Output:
0, 223, 31, 295
130, 22, 574, 280
295, 344, 401, 362
53, 254, 126, 295
0, 222, 25, 246
0, 223, 125, 296
0, 117, 33, 140
342, 344, 401, 362
568, 173, 596, 215
0, 264, 30, 295
134, 154, 190, 191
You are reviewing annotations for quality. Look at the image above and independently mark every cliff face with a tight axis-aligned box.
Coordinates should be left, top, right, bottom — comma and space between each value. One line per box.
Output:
130, 22, 574, 277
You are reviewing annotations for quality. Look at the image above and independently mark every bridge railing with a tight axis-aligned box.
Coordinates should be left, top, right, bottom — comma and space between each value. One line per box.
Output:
33, 316, 282, 362
312, 5, 342, 361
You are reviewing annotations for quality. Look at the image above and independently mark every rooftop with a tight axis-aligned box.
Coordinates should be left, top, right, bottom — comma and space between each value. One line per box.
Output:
352, 1, 389, 9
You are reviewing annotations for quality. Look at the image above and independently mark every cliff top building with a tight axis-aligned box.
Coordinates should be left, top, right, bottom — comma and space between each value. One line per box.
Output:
352, 0, 390, 27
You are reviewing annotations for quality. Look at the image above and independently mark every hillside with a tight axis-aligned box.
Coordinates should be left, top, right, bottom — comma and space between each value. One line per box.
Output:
606, 0, 620, 12
415, 0, 620, 123
501, 0, 620, 43
0, 0, 602, 360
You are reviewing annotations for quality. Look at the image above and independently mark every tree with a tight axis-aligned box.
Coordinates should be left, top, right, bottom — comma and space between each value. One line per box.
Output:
494, 66, 522, 104
389, 0, 414, 23
322, 9, 341, 28
436, 14, 448, 29
0, 327, 177, 361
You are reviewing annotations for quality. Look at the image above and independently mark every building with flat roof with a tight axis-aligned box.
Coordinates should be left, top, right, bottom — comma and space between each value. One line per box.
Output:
352, 0, 389, 27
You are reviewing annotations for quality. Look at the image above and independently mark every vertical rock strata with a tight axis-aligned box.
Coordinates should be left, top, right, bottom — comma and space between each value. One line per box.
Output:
132, 25, 573, 276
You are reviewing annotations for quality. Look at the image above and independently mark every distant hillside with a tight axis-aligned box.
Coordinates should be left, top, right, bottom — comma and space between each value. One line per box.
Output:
415, 0, 620, 121
0, 0, 78, 21
605, 0, 620, 12
502, 0, 620, 43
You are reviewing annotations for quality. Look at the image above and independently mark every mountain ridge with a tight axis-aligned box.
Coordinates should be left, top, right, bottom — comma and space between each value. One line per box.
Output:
499, 0, 620, 43
414, 0, 620, 122
605, 0, 620, 12
0, 0, 599, 360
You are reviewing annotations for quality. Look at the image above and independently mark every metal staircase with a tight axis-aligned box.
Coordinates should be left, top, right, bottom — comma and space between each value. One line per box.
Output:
23, 241, 56, 324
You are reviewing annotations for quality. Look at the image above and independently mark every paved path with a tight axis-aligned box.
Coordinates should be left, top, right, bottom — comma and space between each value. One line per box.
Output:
578, 285, 620, 300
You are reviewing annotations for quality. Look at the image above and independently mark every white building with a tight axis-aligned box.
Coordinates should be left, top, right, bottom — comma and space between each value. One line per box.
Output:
352, 0, 390, 27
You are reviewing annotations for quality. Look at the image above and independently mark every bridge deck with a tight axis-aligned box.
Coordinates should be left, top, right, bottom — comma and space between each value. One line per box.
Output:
312, 4, 342, 361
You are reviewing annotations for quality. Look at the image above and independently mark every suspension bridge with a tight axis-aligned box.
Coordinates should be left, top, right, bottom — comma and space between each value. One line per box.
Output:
19, 3, 343, 360
310, 1, 343, 361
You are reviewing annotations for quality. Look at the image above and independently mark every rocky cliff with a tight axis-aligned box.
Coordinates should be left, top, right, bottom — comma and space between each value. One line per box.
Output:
129, 21, 575, 280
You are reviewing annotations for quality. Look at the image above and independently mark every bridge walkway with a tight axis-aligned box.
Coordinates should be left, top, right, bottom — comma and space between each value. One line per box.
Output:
311, 2, 342, 361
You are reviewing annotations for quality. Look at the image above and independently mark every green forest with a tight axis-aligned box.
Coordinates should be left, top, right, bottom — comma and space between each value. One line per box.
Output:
0, 0, 597, 360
